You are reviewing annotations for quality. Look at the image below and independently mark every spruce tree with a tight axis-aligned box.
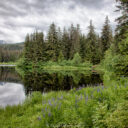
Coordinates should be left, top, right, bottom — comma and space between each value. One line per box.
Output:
79, 34, 86, 61
34, 31, 45, 62
69, 24, 81, 59
86, 20, 98, 64
62, 27, 70, 60
24, 34, 32, 62
115, 0, 128, 39
47, 23, 59, 61
101, 16, 113, 56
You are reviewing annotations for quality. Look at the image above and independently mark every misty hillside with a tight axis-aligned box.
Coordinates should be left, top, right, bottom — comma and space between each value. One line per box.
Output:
0, 40, 7, 44
0, 42, 24, 50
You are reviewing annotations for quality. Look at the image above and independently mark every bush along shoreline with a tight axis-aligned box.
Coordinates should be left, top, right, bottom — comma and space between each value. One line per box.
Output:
17, 53, 93, 72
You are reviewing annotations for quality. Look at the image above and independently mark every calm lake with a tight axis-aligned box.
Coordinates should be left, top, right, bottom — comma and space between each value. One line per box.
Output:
0, 66, 103, 107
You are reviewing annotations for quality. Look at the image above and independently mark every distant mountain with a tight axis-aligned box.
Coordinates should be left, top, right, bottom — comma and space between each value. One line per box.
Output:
0, 42, 24, 51
0, 40, 7, 44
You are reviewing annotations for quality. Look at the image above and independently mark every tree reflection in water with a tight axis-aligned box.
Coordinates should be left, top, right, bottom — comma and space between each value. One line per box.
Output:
23, 70, 103, 94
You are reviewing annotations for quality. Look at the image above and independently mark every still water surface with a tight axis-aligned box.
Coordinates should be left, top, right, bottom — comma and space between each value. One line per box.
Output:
0, 66, 103, 107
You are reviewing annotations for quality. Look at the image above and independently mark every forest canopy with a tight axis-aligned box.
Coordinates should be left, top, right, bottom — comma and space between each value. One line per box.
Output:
23, 17, 113, 65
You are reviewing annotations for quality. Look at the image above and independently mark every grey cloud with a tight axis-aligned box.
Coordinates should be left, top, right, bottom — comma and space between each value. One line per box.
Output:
74, 0, 106, 9
0, 0, 118, 43
0, 0, 109, 17
0, 0, 29, 17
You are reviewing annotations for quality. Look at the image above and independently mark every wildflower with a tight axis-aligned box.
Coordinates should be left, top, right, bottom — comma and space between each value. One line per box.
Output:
48, 100, 52, 106
37, 116, 41, 121
101, 86, 104, 90
52, 98, 55, 102
75, 96, 78, 104
43, 113, 45, 118
97, 88, 100, 93
58, 103, 61, 110
48, 112, 52, 117
77, 87, 81, 91
60, 96, 63, 100
91, 93, 93, 99
85, 95, 88, 104
75, 98, 79, 108
80, 94, 83, 100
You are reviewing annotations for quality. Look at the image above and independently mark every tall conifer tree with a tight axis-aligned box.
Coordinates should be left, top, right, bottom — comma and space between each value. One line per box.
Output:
115, 0, 128, 39
101, 16, 113, 56
47, 23, 59, 61
86, 20, 98, 64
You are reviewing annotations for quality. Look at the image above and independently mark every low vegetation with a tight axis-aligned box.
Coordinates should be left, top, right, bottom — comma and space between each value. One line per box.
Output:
0, 76, 128, 128
17, 53, 92, 72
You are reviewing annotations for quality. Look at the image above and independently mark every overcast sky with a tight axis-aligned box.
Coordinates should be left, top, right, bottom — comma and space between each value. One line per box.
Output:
0, 0, 119, 43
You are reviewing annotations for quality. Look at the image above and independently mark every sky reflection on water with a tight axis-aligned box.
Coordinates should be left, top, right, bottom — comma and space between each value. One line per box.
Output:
0, 82, 25, 107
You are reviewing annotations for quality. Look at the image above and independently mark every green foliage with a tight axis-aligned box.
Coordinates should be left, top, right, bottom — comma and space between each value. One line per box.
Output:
69, 24, 81, 59
22, 21, 107, 67
58, 51, 64, 63
47, 23, 60, 61
118, 32, 128, 55
72, 53, 82, 65
80, 35, 86, 60
101, 16, 113, 56
93, 101, 128, 128
115, 0, 128, 39
103, 32, 128, 76
86, 21, 101, 64
102, 1, 128, 76
24, 31, 46, 63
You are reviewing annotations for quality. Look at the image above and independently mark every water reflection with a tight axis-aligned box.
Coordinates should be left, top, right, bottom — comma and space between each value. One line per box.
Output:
0, 66, 103, 107
0, 67, 21, 83
0, 67, 25, 107
0, 82, 25, 107
23, 70, 103, 94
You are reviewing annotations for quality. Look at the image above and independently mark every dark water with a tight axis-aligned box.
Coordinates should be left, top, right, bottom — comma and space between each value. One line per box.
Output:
0, 67, 103, 107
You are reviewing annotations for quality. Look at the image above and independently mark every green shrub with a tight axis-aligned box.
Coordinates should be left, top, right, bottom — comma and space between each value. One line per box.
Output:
72, 53, 82, 66
58, 51, 65, 63
93, 102, 128, 128
103, 33, 128, 76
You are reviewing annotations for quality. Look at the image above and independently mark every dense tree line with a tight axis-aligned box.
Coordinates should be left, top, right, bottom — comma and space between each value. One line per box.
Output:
24, 16, 113, 65
0, 44, 22, 62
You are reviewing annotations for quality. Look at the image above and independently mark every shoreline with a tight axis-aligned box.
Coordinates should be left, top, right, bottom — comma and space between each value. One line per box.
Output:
0, 64, 16, 67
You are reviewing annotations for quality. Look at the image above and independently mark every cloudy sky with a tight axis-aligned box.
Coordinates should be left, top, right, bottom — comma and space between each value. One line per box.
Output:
0, 0, 119, 43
